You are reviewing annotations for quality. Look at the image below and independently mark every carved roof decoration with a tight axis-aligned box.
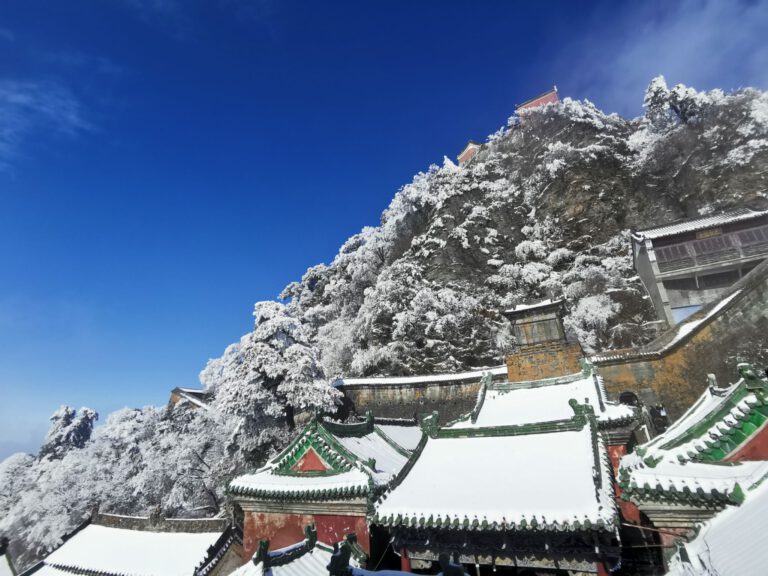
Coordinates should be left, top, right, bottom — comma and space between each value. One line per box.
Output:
231, 526, 366, 576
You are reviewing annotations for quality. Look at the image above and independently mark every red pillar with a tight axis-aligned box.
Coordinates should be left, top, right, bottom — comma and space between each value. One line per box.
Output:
597, 561, 610, 576
400, 548, 411, 572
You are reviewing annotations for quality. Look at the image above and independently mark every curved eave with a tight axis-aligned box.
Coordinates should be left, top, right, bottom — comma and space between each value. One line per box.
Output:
370, 513, 618, 533
228, 483, 370, 501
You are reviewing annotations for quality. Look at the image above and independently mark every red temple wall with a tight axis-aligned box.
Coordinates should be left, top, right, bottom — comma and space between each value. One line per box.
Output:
243, 511, 369, 561
607, 444, 642, 524
606, 444, 626, 473
517, 90, 559, 111
726, 420, 768, 461
458, 147, 479, 164
291, 449, 329, 472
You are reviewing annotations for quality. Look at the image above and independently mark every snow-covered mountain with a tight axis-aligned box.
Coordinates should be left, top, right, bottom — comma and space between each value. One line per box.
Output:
2, 76, 768, 570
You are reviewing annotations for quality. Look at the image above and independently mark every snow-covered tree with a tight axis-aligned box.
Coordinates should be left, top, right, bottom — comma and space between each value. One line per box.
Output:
38, 406, 98, 460
204, 301, 341, 434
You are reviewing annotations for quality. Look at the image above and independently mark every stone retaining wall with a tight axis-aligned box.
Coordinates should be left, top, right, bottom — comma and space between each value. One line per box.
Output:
595, 259, 768, 420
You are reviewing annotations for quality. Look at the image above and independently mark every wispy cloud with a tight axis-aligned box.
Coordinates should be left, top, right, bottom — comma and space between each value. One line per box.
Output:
0, 28, 14, 42
0, 80, 91, 170
559, 0, 768, 116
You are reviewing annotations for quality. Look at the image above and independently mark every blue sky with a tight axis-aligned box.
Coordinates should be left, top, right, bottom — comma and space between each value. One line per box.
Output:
1, 0, 767, 459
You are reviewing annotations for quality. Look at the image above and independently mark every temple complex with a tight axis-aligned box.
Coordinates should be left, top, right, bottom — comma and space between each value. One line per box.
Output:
16, 207, 768, 575
229, 304, 645, 574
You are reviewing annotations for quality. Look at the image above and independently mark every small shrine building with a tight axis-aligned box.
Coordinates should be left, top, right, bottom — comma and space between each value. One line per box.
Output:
228, 414, 421, 561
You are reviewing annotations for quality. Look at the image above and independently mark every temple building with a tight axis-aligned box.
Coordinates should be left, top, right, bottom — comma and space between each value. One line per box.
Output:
515, 87, 559, 114
18, 512, 241, 576
169, 386, 211, 410
502, 299, 583, 383
371, 354, 639, 574
457, 141, 481, 166
228, 413, 421, 562
618, 363, 768, 569
632, 206, 768, 325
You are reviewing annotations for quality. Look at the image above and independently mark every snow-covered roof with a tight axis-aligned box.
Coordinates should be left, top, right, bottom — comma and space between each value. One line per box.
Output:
666, 476, 768, 576
374, 405, 617, 531
230, 467, 371, 500
336, 365, 507, 387
618, 363, 768, 506
622, 458, 768, 504
231, 544, 335, 576
334, 430, 409, 485
39, 524, 223, 576
229, 416, 419, 500
503, 297, 564, 315
633, 207, 768, 241
375, 424, 422, 451
232, 528, 363, 576
633, 363, 768, 463
449, 369, 635, 429
171, 387, 210, 410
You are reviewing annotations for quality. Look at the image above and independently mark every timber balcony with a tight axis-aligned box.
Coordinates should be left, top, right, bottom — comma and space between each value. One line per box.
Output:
654, 224, 768, 275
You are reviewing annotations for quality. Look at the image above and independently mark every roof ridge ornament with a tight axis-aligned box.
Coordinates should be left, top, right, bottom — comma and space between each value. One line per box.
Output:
421, 411, 440, 438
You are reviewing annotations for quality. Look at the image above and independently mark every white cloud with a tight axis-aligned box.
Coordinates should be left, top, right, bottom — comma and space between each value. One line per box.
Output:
559, 0, 768, 116
0, 80, 91, 169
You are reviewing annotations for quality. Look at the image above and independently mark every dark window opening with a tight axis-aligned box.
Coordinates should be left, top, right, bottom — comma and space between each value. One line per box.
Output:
698, 270, 739, 289
663, 277, 698, 291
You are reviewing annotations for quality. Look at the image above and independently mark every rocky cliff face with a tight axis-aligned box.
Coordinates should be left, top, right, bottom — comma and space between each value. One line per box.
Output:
279, 78, 768, 379
3, 77, 768, 570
